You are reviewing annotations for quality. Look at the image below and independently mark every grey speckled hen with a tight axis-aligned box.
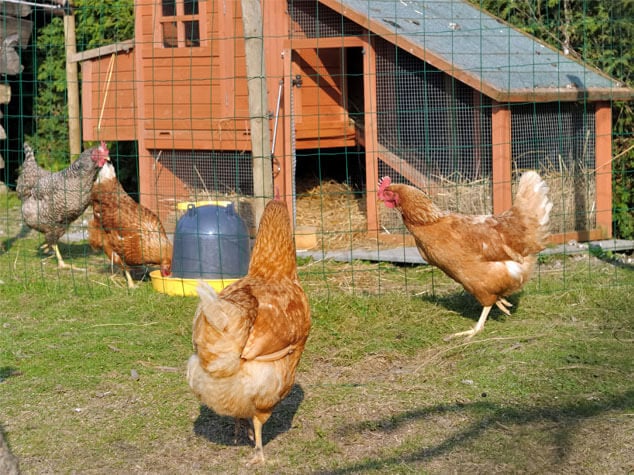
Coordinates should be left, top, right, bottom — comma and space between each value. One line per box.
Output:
16, 142, 110, 269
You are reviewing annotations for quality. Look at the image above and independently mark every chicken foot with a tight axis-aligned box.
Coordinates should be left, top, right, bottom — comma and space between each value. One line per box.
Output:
51, 243, 85, 271
445, 296, 514, 340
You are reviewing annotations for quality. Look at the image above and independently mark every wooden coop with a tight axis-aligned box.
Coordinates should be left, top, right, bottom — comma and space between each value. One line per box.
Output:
79, 0, 633, 242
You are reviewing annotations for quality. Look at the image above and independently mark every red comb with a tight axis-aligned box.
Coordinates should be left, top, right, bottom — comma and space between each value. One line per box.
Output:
377, 176, 392, 199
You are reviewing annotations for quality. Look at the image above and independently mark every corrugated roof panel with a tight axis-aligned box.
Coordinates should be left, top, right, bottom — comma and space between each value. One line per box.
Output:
327, 0, 632, 101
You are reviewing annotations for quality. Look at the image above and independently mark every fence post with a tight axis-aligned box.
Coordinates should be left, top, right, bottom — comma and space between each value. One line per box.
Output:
241, 0, 274, 230
63, 1, 82, 159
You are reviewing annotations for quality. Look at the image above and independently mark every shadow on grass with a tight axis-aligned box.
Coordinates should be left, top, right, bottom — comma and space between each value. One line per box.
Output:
1, 228, 101, 261
192, 384, 305, 448
320, 389, 634, 474
1, 225, 31, 254
419, 292, 522, 323
0, 367, 21, 383
588, 244, 634, 270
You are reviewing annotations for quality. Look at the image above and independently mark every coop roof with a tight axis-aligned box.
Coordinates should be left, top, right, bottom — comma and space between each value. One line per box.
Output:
321, 0, 634, 103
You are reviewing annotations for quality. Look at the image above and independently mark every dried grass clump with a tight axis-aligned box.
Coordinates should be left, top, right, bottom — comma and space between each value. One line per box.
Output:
295, 178, 368, 250
531, 161, 596, 235
161, 158, 597, 250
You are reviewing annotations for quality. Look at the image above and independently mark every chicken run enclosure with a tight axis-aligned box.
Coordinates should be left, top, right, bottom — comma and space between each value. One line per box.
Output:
0, 0, 633, 279
2, 1, 634, 473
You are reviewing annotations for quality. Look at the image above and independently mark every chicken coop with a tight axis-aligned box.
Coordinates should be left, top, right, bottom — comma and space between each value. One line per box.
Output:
78, 0, 634, 242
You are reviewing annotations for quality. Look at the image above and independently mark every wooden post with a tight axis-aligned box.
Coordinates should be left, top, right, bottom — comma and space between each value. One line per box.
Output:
282, 47, 294, 220
63, 1, 82, 159
363, 39, 379, 233
491, 101, 512, 214
595, 102, 612, 238
240, 0, 274, 229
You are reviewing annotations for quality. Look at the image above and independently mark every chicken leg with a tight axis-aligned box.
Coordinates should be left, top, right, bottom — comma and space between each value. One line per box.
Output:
51, 243, 85, 271
446, 298, 513, 340
123, 269, 136, 288
248, 411, 272, 465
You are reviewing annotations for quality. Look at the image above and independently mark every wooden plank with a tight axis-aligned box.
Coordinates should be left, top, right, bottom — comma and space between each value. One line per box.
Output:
79, 43, 138, 142
377, 144, 431, 191
282, 45, 294, 217
144, 131, 252, 151
548, 229, 606, 245
594, 102, 612, 238
88, 125, 136, 141
285, 37, 365, 49
135, 0, 159, 215
263, 0, 288, 204
146, 47, 214, 59
80, 61, 94, 140
72, 40, 134, 63
491, 102, 512, 214
295, 122, 355, 139
363, 37, 379, 232
219, 0, 237, 119
142, 56, 221, 70
295, 135, 356, 149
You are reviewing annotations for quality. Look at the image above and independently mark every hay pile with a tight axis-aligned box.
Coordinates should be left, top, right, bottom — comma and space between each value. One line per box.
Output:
168, 164, 597, 249
538, 166, 596, 235
295, 179, 369, 250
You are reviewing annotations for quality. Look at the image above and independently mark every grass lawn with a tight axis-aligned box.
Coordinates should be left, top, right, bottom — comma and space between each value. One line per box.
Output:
1, 191, 633, 473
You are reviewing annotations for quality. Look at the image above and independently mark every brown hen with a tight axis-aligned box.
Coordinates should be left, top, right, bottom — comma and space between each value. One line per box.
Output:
88, 162, 172, 287
187, 199, 311, 465
378, 171, 552, 339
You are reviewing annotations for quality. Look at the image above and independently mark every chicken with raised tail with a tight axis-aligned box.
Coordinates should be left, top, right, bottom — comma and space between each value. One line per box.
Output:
187, 199, 311, 465
16, 142, 110, 269
88, 162, 172, 288
378, 171, 552, 339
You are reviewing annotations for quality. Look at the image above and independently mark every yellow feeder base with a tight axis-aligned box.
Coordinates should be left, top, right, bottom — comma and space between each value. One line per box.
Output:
176, 200, 232, 211
150, 270, 239, 297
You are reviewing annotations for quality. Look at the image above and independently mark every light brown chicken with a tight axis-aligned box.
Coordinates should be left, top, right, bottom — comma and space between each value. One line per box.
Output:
88, 162, 172, 287
187, 199, 311, 465
378, 171, 552, 339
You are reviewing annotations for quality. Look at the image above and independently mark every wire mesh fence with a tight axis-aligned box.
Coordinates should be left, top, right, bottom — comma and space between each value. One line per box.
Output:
0, 0, 632, 296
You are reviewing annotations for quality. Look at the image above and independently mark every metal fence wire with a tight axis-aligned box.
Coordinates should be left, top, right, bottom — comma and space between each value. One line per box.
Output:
0, 0, 632, 292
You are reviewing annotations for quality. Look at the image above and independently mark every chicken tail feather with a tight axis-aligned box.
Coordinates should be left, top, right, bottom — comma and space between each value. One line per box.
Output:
514, 171, 553, 245
196, 281, 229, 331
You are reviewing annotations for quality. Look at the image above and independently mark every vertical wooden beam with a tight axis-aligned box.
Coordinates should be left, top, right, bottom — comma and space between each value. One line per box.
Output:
240, 0, 274, 230
134, 0, 153, 211
262, 0, 288, 207
363, 38, 379, 232
80, 60, 93, 139
491, 101, 512, 214
219, 0, 235, 126
595, 102, 612, 238
472, 90, 482, 179
282, 47, 294, 220
64, 4, 81, 159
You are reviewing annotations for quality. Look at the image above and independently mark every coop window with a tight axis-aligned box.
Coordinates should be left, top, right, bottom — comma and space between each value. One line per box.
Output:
159, 0, 201, 48
184, 21, 200, 47
162, 0, 176, 16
